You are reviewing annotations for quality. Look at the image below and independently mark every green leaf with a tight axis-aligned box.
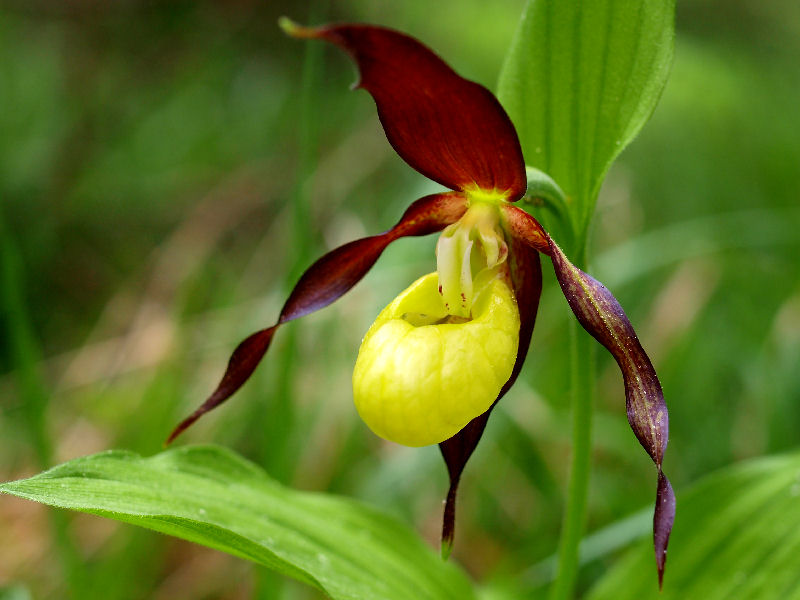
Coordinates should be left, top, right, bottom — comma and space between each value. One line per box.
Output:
0, 586, 32, 600
587, 451, 800, 599
0, 445, 475, 600
498, 0, 675, 255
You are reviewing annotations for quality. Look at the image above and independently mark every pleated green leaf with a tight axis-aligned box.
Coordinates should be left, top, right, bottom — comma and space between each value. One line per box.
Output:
588, 451, 800, 599
0, 445, 475, 600
498, 0, 675, 251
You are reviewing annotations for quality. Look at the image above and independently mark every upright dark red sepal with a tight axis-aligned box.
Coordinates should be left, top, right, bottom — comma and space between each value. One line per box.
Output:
167, 192, 467, 444
545, 234, 673, 587
283, 20, 526, 200
438, 238, 542, 554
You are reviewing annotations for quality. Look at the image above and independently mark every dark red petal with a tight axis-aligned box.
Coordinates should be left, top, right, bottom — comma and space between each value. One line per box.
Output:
546, 237, 667, 465
165, 328, 276, 444
167, 192, 467, 444
655, 471, 676, 589
545, 234, 673, 586
284, 21, 526, 200
504, 239, 544, 411
500, 204, 550, 253
438, 239, 542, 555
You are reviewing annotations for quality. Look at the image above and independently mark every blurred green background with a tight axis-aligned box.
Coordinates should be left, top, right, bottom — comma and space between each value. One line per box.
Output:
1, 0, 798, 598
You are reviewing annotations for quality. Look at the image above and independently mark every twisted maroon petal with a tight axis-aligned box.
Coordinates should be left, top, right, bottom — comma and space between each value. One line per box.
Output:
167, 192, 468, 444
505, 207, 674, 586
546, 235, 674, 587
438, 235, 542, 556
284, 21, 527, 200
546, 237, 668, 465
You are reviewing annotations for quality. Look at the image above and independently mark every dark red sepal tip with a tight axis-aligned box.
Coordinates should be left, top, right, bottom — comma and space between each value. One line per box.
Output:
655, 470, 675, 589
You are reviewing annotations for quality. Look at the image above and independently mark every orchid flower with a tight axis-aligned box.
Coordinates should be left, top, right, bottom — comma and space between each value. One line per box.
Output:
167, 21, 675, 584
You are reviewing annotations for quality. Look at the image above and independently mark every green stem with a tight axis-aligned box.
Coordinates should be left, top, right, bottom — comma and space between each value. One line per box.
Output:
549, 313, 595, 600
256, 4, 327, 598
0, 209, 86, 598
259, 0, 327, 482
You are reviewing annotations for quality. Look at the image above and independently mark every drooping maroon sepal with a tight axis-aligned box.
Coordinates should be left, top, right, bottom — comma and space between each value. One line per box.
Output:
438, 237, 542, 555
282, 20, 527, 201
544, 234, 673, 587
438, 411, 490, 559
167, 192, 468, 444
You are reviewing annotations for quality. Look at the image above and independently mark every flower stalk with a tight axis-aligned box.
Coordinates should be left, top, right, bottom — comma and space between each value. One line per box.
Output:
550, 320, 595, 600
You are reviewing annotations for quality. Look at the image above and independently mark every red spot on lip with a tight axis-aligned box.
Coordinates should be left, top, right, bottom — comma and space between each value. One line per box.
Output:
438, 285, 443, 294
460, 293, 466, 301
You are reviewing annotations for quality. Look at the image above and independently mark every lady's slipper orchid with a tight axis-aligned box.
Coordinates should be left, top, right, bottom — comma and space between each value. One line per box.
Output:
167, 21, 675, 584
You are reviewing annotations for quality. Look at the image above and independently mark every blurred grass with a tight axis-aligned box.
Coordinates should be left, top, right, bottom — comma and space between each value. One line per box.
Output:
1, 0, 798, 598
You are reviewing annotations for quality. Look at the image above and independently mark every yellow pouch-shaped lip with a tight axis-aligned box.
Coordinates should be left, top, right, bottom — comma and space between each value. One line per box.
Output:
352, 272, 520, 447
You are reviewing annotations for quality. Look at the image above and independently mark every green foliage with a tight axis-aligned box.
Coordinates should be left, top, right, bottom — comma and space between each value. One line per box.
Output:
588, 451, 800, 599
498, 0, 675, 258
0, 445, 476, 600
0, 587, 32, 600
